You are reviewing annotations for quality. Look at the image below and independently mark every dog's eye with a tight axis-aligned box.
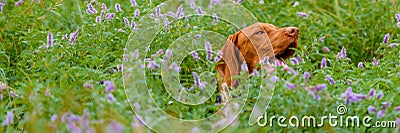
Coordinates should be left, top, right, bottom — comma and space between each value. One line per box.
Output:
255, 30, 265, 34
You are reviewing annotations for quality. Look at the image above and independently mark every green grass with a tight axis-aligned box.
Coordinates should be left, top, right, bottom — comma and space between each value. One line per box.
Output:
0, 0, 399, 132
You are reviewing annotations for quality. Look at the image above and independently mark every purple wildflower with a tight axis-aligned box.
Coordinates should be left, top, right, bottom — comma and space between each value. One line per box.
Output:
155, 7, 161, 17
205, 42, 212, 61
253, 69, 259, 77
87, 3, 97, 14
104, 81, 116, 92
117, 64, 122, 72
319, 36, 325, 42
68, 114, 81, 122
310, 84, 327, 92
396, 118, 400, 126
383, 33, 390, 44
297, 12, 308, 18
107, 93, 116, 102
337, 47, 347, 60
213, 13, 219, 22
395, 106, 400, 112
83, 82, 94, 89
134, 9, 140, 17
270, 76, 279, 82
396, 14, 400, 22
347, 79, 352, 85
194, 34, 201, 39
115, 3, 122, 12
69, 28, 79, 44
15, 0, 23, 6
96, 16, 102, 23
9, 91, 18, 97
47, 32, 53, 48
286, 82, 297, 90
290, 58, 298, 65
62, 34, 68, 40
130, 0, 137, 6
259, 56, 270, 65
192, 72, 202, 89
101, 3, 107, 17
164, 49, 172, 61
368, 89, 376, 97
108, 121, 124, 133
372, 57, 379, 66
234, 0, 243, 4
214, 50, 222, 62
259, 0, 265, 4
342, 87, 366, 105
106, 13, 115, 20
110, 68, 115, 74
169, 62, 180, 72
304, 72, 310, 79
377, 90, 383, 99
321, 58, 327, 68
176, 5, 183, 18
192, 127, 200, 133
313, 93, 320, 100
147, 59, 160, 71
190, 1, 196, 9
131, 19, 136, 28
368, 106, 377, 113
209, 0, 222, 7
357, 62, 364, 68
288, 67, 298, 75
197, 7, 205, 15
156, 49, 164, 55
323, 46, 330, 52
149, 14, 154, 18
211, 13, 219, 25
382, 102, 391, 109
389, 43, 399, 48
0, 2, 4, 13
1, 111, 13, 126
242, 24, 247, 29
293, 1, 299, 7
343, 88, 353, 105
35, 0, 40, 3
296, 55, 303, 63
45, 89, 51, 96
241, 62, 248, 71
66, 121, 79, 133
123, 17, 130, 27
81, 110, 90, 130
132, 49, 139, 60
51, 114, 58, 122
377, 110, 385, 118
191, 51, 199, 61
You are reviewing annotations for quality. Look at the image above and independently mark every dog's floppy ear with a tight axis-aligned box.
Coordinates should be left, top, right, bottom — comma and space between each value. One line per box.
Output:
220, 33, 245, 87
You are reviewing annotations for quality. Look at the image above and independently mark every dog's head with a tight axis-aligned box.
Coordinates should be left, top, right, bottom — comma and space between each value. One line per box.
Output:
218, 23, 299, 86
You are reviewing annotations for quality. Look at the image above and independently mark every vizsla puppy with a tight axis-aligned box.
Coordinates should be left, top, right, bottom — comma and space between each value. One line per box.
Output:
216, 23, 300, 102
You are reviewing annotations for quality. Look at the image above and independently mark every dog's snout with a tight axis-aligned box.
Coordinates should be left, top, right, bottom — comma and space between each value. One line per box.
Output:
286, 27, 299, 36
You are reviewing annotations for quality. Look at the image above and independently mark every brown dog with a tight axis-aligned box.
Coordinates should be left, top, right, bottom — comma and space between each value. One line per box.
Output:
216, 23, 299, 102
